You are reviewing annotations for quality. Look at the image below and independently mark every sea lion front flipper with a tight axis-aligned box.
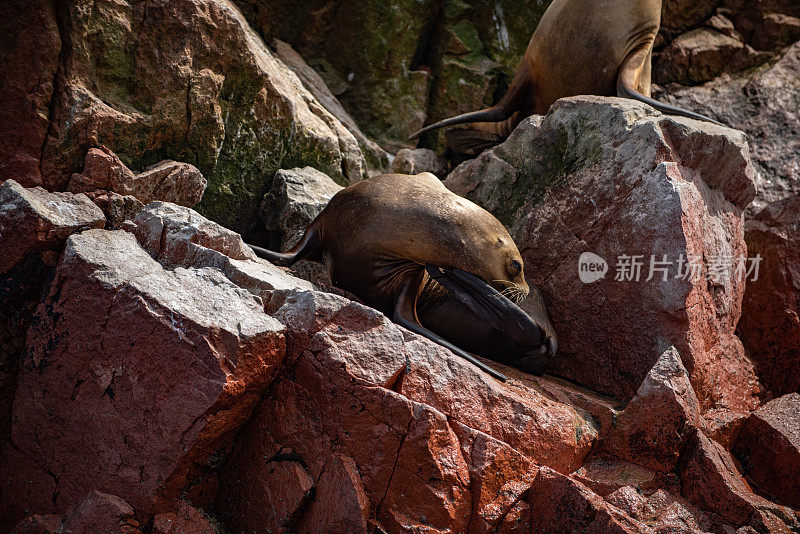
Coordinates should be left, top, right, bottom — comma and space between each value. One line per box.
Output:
393, 275, 509, 382
249, 226, 321, 267
617, 42, 725, 127
425, 265, 546, 350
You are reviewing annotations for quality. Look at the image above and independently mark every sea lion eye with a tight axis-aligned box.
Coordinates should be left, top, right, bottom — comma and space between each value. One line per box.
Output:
509, 259, 522, 276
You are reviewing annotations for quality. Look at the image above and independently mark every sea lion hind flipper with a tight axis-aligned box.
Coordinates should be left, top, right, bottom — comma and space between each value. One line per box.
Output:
393, 276, 509, 382
425, 265, 546, 348
616, 47, 725, 127
248, 226, 321, 267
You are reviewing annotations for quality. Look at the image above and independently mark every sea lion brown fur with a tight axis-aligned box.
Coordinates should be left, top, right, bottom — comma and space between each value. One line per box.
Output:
411, 0, 723, 154
250, 172, 556, 380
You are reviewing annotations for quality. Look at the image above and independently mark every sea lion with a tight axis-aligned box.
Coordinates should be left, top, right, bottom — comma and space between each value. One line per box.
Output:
250, 172, 556, 381
411, 0, 723, 154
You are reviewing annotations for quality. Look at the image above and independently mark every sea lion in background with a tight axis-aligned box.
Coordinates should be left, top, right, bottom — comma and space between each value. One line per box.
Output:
410, 0, 723, 155
249, 172, 557, 381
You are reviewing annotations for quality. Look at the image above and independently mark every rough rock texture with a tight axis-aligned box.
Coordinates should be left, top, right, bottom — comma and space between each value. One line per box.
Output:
33, 0, 369, 238
679, 429, 798, 530
0, 180, 105, 436
125, 201, 313, 298
734, 394, 800, 509
217, 288, 598, 533
661, 42, 800, 213
739, 195, 800, 397
12, 491, 140, 534
152, 501, 217, 534
68, 148, 207, 208
604, 347, 702, 473
0, 229, 286, 526
528, 467, 649, 533
389, 148, 449, 177
0, 179, 106, 273
0, 0, 61, 187
259, 167, 342, 250
270, 39, 388, 173
445, 97, 761, 411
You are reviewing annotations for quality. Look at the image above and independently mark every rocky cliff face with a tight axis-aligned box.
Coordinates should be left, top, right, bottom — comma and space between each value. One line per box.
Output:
1, 0, 799, 533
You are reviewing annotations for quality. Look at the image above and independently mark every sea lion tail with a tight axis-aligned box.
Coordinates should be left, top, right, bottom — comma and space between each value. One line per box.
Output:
248, 226, 320, 267
617, 78, 725, 127
409, 60, 534, 140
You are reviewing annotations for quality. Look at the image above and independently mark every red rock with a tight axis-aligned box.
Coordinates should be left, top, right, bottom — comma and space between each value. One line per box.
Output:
67, 148, 206, 207
0, 179, 105, 273
656, 28, 746, 85
678, 429, 798, 530
451, 422, 538, 533
733, 394, 800, 509
528, 467, 649, 533
703, 407, 748, 449
218, 288, 598, 533
61, 491, 139, 534
604, 347, 702, 473
152, 501, 217, 534
572, 454, 661, 497
739, 195, 800, 397
636, 489, 725, 534
1, 229, 286, 526
446, 97, 761, 412
0, 0, 61, 187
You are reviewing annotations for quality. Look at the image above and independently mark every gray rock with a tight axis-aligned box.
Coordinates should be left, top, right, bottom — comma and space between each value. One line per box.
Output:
389, 148, 448, 177
260, 167, 343, 249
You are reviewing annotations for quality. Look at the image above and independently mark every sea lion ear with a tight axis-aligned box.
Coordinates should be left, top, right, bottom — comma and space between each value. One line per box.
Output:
424, 265, 545, 349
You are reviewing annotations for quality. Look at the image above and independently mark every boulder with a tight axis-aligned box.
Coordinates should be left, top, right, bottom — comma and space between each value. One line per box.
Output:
0, 0, 61, 187
389, 148, 448, 177
39, 0, 369, 237
270, 39, 388, 173
572, 454, 661, 498
527, 467, 649, 533
661, 42, 800, 213
656, 28, 748, 85
604, 347, 702, 473
0, 229, 286, 526
733, 394, 800, 509
679, 429, 798, 530
125, 201, 313, 298
12, 492, 140, 534
0, 180, 105, 436
445, 96, 760, 412
259, 167, 342, 250
739, 195, 800, 396
217, 288, 598, 533
0, 179, 106, 273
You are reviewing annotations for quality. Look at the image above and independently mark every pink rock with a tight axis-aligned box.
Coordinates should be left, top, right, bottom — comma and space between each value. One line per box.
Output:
733, 394, 800, 509
446, 97, 761, 413
0, 0, 60, 187
739, 195, 800, 397
604, 347, 702, 473
1, 230, 286, 526
0, 179, 105, 273
68, 148, 206, 207
61, 491, 139, 534
679, 429, 798, 529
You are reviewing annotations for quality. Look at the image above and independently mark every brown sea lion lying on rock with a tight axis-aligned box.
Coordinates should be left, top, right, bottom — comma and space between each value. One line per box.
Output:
250, 172, 557, 381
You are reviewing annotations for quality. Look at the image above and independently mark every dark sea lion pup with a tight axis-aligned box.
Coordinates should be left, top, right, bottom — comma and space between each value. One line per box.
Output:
249, 172, 557, 381
410, 0, 723, 154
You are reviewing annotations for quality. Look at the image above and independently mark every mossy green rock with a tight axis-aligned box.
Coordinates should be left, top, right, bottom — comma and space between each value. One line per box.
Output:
41, 0, 370, 236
